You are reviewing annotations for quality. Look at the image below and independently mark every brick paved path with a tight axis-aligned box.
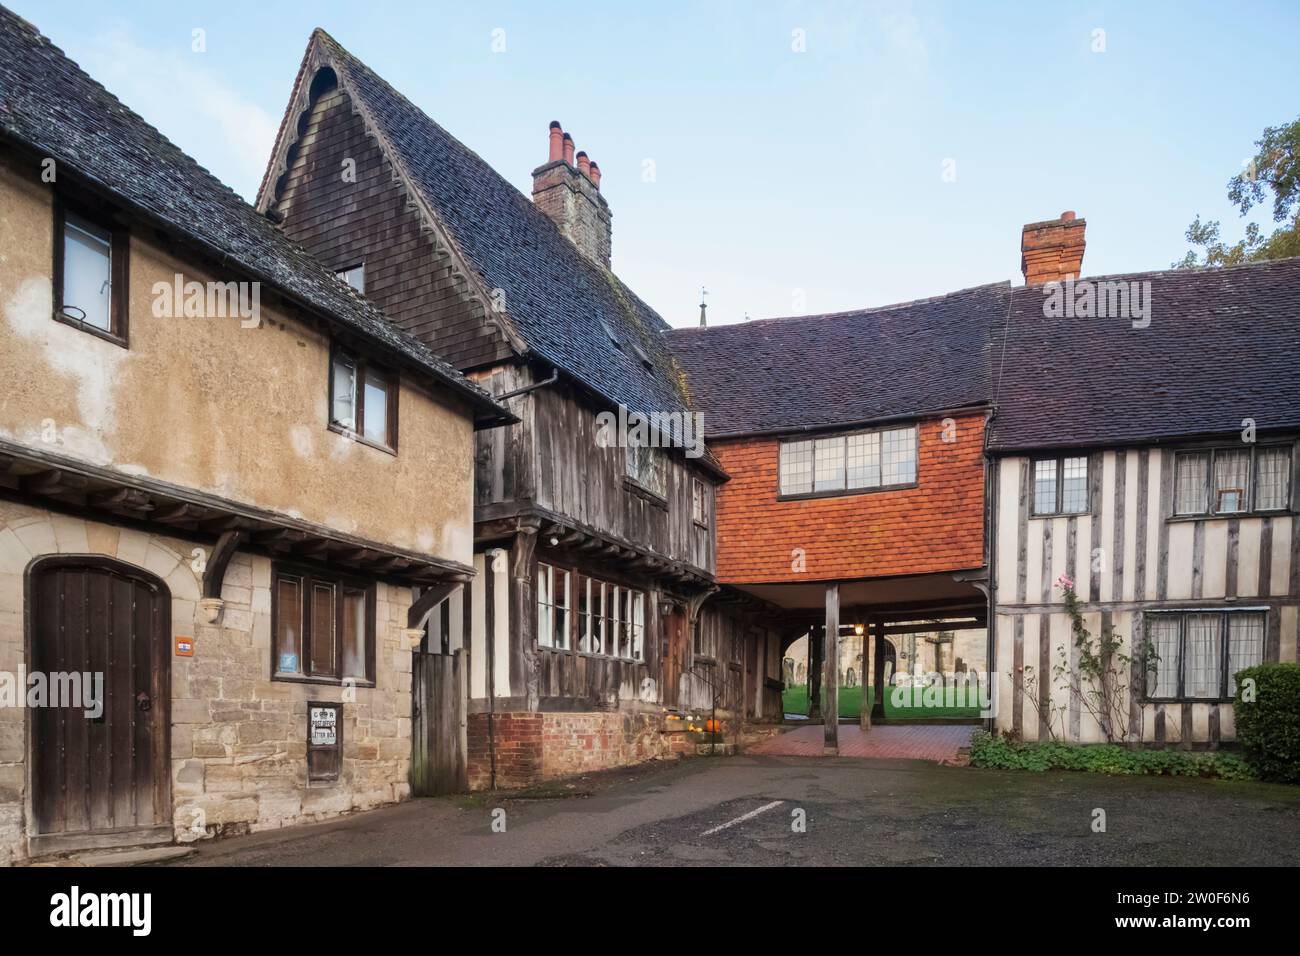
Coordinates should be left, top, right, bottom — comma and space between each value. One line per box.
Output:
747, 724, 973, 763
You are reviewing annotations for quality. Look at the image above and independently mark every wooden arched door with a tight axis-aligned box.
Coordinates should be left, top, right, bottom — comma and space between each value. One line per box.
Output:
28, 556, 171, 854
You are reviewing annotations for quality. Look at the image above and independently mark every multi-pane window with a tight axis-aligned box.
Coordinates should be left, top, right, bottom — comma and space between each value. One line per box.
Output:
1212, 450, 1249, 514
548, 569, 643, 661
1174, 452, 1210, 515
1031, 456, 1089, 516
330, 349, 396, 450
1173, 445, 1292, 516
55, 204, 127, 343
779, 440, 814, 495
537, 563, 570, 649
626, 442, 667, 497
1143, 609, 1266, 701
691, 477, 708, 526
779, 425, 917, 496
1256, 447, 1292, 511
273, 567, 373, 684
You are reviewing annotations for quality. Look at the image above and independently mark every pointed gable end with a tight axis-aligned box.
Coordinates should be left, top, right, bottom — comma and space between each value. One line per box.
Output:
258, 30, 695, 423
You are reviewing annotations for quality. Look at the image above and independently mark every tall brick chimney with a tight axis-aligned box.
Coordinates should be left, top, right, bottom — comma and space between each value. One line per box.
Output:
1020, 211, 1086, 285
532, 121, 612, 268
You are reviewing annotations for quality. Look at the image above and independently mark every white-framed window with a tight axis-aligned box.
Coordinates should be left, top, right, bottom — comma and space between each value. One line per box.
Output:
1144, 609, 1266, 701
1173, 445, 1292, 516
330, 347, 396, 450
537, 563, 570, 649
778, 425, 917, 497
550, 569, 643, 661
1031, 455, 1089, 516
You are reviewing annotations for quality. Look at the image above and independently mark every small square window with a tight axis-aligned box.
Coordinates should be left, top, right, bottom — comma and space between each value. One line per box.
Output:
1031, 455, 1088, 516
330, 348, 397, 451
626, 442, 667, 497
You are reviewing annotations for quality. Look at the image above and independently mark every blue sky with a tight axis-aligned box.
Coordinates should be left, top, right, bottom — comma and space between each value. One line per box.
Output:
14, 0, 1300, 327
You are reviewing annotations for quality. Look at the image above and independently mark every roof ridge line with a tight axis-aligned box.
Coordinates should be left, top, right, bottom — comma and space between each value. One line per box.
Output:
670, 280, 1013, 333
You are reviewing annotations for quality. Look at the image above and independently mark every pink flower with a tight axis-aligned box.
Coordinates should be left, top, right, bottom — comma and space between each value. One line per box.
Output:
1056, 573, 1075, 591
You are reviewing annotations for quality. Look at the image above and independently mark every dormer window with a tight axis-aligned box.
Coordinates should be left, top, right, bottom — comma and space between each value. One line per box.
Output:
329, 346, 396, 452
336, 263, 365, 293
599, 319, 621, 350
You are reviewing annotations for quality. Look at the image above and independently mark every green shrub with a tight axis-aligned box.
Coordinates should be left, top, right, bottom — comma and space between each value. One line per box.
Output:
1233, 662, 1300, 782
968, 730, 1257, 780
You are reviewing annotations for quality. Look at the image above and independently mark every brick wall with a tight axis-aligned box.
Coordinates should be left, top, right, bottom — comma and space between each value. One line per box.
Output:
712, 412, 987, 583
467, 710, 696, 790
467, 713, 543, 790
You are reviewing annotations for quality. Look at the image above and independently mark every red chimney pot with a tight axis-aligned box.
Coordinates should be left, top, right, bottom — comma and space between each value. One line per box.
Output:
576, 151, 590, 176
589, 161, 601, 188
548, 122, 564, 163
562, 133, 575, 166
1061, 210, 1076, 221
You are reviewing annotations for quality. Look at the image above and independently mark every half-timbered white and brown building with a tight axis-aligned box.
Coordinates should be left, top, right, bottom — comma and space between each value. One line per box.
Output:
987, 217, 1300, 746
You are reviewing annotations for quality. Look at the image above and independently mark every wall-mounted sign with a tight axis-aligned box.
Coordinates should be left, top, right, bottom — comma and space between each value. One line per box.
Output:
307, 701, 342, 783
175, 637, 194, 657
310, 706, 337, 746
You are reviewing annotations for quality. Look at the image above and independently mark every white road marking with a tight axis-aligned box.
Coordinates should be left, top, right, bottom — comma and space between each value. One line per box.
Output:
701, 800, 785, 836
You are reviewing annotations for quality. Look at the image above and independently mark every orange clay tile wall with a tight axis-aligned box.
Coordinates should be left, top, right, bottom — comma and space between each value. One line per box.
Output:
712, 413, 987, 584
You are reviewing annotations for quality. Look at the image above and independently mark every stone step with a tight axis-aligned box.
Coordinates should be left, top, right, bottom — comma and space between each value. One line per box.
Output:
696, 742, 737, 756
72, 846, 195, 867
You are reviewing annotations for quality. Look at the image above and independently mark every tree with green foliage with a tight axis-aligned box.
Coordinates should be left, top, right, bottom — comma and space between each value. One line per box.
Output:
1174, 116, 1300, 268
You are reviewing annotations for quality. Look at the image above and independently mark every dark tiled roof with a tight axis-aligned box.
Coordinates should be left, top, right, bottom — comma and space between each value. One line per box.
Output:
668, 283, 1008, 437
306, 30, 694, 421
0, 8, 511, 427
986, 257, 1300, 451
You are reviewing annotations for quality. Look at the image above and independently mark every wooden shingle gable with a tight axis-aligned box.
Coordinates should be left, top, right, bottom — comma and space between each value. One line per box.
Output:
256, 31, 527, 365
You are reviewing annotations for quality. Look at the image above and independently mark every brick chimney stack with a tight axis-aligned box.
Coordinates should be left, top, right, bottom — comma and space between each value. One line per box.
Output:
1020, 211, 1086, 285
532, 121, 612, 269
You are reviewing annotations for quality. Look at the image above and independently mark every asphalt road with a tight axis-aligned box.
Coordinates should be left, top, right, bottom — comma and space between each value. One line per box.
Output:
171, 754, 1300, 867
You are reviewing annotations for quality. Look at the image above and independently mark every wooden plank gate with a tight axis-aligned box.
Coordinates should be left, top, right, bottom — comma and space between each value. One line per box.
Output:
410, 649, 467, 796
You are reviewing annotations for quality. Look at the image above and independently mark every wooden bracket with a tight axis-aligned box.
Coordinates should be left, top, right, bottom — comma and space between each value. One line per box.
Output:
202, 530, 245, 600
407, 578, 469, 631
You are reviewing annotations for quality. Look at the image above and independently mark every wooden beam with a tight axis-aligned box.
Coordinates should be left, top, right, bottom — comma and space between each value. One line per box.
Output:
860, 618, 877, 733
407, 580, 466, 631
153, 502, 208, 524
824, 584, 840, 755
21, 469, 88, 496
89, 487, 153, 513
293, 538, 337, 556
202, 530, 245, 600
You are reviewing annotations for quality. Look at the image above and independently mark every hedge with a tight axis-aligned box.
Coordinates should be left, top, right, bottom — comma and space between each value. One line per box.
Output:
967, 730, 1257, 780
1233, 662, 1300, 783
